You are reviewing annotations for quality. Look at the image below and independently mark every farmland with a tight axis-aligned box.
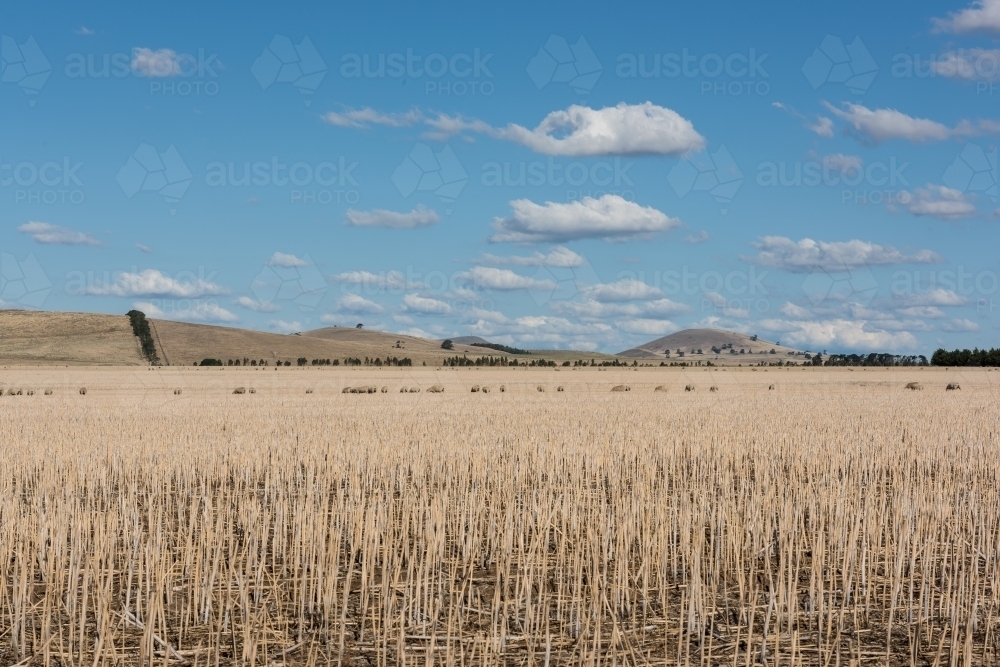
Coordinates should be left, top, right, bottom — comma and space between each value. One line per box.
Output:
1, 366, 998, 665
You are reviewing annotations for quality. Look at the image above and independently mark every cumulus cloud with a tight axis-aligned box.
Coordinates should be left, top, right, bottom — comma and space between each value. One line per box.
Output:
325, 102, 705, 157
933, 0, 1000, 33
344, 205, 439, 229
267, 252, 307, 268
822, 101, 1000, 143
745, 237, 941, 272
402, 293, 452, 315
500, 102, 704, 156
478, 246, 585, 267
234, 296, 280, 313
893, 288, 968, 307
758, 317, 919, 351
552, 297, 689, 320
807, 117, 835, 137
131, 48, 184, 77
332, 270, 421, 291
335, 293, 384, 314
489, 195, 680, 243
683, 230, 710, 244
580, 278, 663, 302
456, 266, 557, 291
17, 221, 100, 246
268, 319, 302, 333
941, 318, 981, 332
84, 269, 228, 297
134, 300, 238, 323
902, 185, 977, 220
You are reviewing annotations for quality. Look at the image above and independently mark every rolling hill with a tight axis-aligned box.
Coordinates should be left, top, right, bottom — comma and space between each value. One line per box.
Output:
618, 328, 805, 365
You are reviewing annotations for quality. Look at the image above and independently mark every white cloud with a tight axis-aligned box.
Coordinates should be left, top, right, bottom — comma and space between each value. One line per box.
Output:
893, 288, 968, 307
478, 246, 585, 267
941, 318, 981, 332
456, 266, 557, 291
325, 102, 705, 157
344, 205, 439, 229
336, 293, 384, 314
17, 221, 99, 246
75, 26, 95, 36
615, 318, 680, 336
500, 102, 705, 156
822, 101, 1000, 143
683, 230, 710, 244
403, 293, 452, 315
135, 243, 152, 253
392, 314, 414, 324
551, 297, 689, 320
930, 49, 1000, 80
134, 300, 238, 323
131, 48, 183, 77
332, 270, 421, 290
758, 318, 919, 351
822, 153, 863, 173
267, 252, 307, 268
902, 185, 977, 220
234, 296, 280, 313
807, 116, 834, 137
268, 319, 302, 333
580, 278, 663, 302
489, 195, 680, 243
84, 269, 228, 297
322, 107, 424, 128
466, 307, 511, 325
701, 292, 750, 319
896, 306, 945, 318
933, 0, 1000, 33
745, 236, 941, 272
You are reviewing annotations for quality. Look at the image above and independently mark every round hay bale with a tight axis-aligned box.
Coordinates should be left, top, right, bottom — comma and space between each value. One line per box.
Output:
611, 385, 630, 392
305, 388, 313, 394
342, 387, 351, 394
409, 387, 420, 393
233, 387, 246, 395
946, 383, 961, 391
557, 386, 565, 392
78, 387, 87, 395
709, 386, 719, 392
499, 385, 506, 393
248, 388, 256, 394
399, 387, 408, 393
427, 384, 445, 393
44, 389, 53, 396
482, 386, 490, 393
173, 388, 182, 395
905, 382, 923, 390
684, 384, 695, 392
26, 389, 35, 396
470, 385, 481, 393
768, 384, 775, 390
537, 385, 545, 392
654, 385, 668, 392
380, 386, 388, 393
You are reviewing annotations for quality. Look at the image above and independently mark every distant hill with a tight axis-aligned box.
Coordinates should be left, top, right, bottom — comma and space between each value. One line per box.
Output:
619, 328, 804, 364
0, 311, 144, 366
447, 336, 491, 345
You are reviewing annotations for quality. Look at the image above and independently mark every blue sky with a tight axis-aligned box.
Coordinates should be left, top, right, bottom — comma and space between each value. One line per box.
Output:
2, 0, 999, 353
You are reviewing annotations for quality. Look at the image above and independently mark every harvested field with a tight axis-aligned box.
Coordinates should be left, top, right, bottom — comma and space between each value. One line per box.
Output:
0, 366, 998, 665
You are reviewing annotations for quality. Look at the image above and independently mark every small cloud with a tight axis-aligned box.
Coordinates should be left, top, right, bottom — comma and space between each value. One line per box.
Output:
344, 205, 439, 229
456, 266, 557, 291
134, 300, 238, 323
822, 101, 1000, 144
131, 48, 184, 77
478, 246, 585, 267
933, 0, 1000, 34
75, 26, 95, 36
745, 236, 941, 272
682, 230, 710, 244
807, 117, 834, 137
581, 278, 663, 302
940, 318, 981, 332
83, 269, 228, 297
18, 221, 100, 246
901, 185, 977, 220
234, 296, 280, 313
267, 252, 307, 268
135, 243, 152, 253
402, 293, 452, 315
336, 293, 384, 314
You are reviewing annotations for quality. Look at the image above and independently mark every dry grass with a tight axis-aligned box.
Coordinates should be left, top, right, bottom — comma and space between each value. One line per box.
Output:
0, 367, 998, 665
0, 311, 143, 366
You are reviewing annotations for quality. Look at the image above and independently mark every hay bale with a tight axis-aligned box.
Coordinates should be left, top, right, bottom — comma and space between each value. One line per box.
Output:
470, 385, 481, 393
409, 387, 420, 393
342, 387, 351, 394
557, 386, 564, 392
905, 382, 923, 390
537, 386, 545, 392
399, 387, 408, 393
233, 387, 246, 395
611, 385, 630, 392
684, 384, 695, 392
482, 386, 490, 393
768, 384, 775, 390
305, 389, 313, 394
380, 386, 388, 393
499, 385, 506, 393
348, 385, 377, 394
654, 385, 668, 392
173, 388, 182, 395
947, 383, 961, 391
78, 387, 87, 395
25, 389, 35, 396
427, 384, 445, 393
248, 388, 256, 394
44, 389, 53, 395
709, 386, 719, 392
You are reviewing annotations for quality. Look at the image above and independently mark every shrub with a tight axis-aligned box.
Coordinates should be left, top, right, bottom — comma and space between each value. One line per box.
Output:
199, 359, 223, 366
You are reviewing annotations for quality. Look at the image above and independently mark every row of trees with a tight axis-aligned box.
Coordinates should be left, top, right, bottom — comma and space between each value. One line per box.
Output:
443, 355, 558, 367
931, 348, 1000, 366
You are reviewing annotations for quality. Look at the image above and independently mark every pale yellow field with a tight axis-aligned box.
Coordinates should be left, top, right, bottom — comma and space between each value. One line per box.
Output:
1, 367, 998, 665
